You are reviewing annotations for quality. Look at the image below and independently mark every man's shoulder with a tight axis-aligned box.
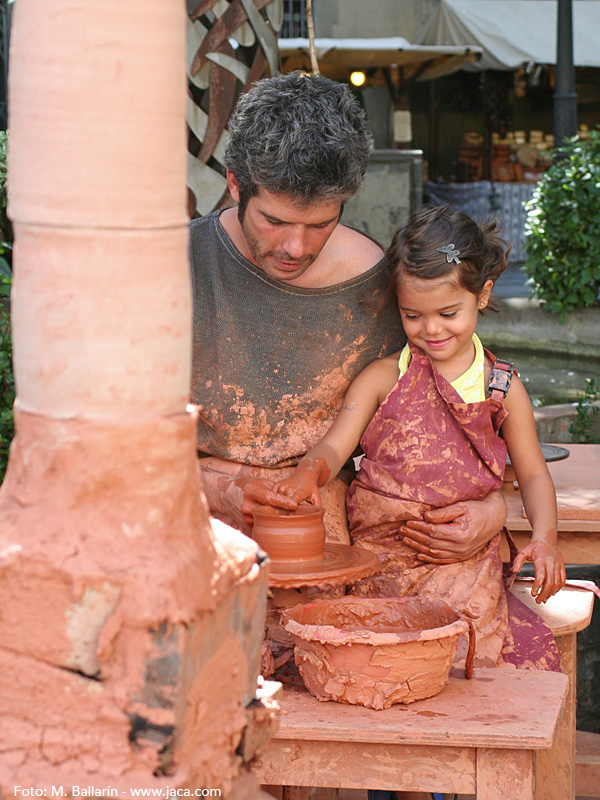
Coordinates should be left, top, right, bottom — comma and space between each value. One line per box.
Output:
336, 224, 385, 265
188, 213, 223, 269
189, 212, 218, 236
326, 224, 385, 279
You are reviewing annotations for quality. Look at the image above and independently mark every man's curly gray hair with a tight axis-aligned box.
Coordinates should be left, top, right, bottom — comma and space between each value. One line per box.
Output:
224, 71, 373, 217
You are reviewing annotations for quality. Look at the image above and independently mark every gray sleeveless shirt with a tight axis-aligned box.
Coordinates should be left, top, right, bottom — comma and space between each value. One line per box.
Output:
189, 212, 405, 468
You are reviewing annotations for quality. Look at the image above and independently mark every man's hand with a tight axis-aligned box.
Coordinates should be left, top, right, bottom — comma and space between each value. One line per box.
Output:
227, 475, 298, 530
399, 491, 507, 564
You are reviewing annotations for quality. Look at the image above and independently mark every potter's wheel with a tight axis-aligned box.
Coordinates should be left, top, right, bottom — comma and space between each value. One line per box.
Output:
268, 543, 379, 589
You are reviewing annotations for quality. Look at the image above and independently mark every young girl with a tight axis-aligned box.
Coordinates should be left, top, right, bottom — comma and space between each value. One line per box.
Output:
274, 204, 566, 668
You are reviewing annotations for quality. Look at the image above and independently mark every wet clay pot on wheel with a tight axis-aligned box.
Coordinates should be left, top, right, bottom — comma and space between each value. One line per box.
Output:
282, 594, 476, 710
251, 505, 326, 563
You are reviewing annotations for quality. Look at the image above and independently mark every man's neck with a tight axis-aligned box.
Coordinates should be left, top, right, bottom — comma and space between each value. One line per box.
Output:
218, 205, 384, 289
219, 206, 253, 264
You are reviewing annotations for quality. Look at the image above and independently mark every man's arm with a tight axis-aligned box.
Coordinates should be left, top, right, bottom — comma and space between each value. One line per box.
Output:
198, 464, 297, 533
398, 491, 507, 564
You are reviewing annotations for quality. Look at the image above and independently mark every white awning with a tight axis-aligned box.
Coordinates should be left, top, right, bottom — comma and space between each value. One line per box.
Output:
414, 0, 600, 71
278, 36, 482, 81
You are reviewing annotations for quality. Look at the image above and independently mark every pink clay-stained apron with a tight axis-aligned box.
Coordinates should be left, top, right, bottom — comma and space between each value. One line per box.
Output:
347, 343, 561, 671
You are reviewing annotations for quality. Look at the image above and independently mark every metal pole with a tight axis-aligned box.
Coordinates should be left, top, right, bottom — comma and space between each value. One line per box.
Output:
553, 0, 578, 151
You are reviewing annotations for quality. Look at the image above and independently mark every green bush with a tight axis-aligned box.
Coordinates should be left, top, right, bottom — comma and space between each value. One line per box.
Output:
568, 378, 600, 444
0, 131, 11, 273
0, 294, 14, 482
523, 129, 600, 319
0, 130, 13, 483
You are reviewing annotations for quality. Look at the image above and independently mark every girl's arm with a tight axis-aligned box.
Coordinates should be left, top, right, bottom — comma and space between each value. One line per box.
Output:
275, 355, 399, 505
501, 375, 566, 603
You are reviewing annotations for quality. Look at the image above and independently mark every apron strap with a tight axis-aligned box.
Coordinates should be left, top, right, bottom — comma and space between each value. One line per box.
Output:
488, 358, 515, 401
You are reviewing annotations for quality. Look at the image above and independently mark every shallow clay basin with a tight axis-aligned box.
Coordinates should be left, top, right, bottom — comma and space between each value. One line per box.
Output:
282, 595, 475, 709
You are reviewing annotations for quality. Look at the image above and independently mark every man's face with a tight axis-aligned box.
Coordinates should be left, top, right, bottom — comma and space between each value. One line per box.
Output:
229, 175, 342, 283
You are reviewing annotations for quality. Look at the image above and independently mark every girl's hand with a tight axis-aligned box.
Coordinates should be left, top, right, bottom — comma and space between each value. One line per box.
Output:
275, 469, 322, 506
512, 540, 566, 604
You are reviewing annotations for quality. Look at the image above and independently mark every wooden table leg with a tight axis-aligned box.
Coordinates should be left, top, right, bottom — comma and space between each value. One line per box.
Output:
534, 632, 575, 800
262, 788, 283, 800
576, 730, 600, 797
282, 790, 339, 800
477, 747, 534, 800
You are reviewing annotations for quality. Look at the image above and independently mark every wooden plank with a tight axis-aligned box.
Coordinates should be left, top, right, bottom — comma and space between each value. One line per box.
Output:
282, 789, 339, 800
545, 444, 600, 490
501, 528, 600, 564
273, 669, 568, 749
576, 730, 600, 798
555, 488, 600, 520
252, 739, 475, 794
262, 787, 283, 800
503, 488, 600, 532
503, 444, 600, 547
477, 747, 534, 800
509, 580, 594, 637
509, 581, 595, 799
508, 488, 600, 521
535, 633, 576, 799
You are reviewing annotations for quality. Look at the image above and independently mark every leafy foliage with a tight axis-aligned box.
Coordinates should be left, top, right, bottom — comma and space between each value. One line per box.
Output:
0, 130, 12, 275
523, 130, 600, 319
568, 378, 600, 444
0, 130, 13, 482
0, 293, 14, 482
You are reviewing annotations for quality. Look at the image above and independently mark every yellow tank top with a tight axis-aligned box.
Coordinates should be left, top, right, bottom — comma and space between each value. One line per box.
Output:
398, 333, 486, 402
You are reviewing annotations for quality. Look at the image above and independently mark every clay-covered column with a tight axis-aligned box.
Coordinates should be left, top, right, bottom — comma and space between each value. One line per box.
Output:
0, 0, 270, 793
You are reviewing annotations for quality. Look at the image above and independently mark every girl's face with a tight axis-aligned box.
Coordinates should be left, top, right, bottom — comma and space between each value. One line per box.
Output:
396, 273, 493, 372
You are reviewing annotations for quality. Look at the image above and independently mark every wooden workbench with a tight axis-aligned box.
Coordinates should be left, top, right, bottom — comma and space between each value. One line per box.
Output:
504, 445, 600, 795
252, 667, 568, 799
503, 444, 600, 564
510, 580, 595, 798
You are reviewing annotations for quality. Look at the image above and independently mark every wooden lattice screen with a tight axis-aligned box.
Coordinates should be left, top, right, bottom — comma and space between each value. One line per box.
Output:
187, 0, 282, 217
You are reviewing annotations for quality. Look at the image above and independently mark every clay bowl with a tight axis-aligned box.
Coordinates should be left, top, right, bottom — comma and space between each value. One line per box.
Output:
251, 504, 326, 563
282, 594, 475, 709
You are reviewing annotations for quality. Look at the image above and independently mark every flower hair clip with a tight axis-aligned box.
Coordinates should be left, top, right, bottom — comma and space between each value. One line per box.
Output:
436, 244, 461, 265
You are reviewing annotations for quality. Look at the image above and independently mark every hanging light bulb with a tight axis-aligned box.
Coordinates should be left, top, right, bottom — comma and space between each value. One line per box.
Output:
350, 71, 366, 87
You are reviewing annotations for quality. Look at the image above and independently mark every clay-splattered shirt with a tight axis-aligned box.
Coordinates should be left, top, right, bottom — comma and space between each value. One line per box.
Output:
189, 212, 405, 468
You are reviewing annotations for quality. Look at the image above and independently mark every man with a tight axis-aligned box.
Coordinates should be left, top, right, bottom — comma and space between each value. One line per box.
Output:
189, 70, 505, 560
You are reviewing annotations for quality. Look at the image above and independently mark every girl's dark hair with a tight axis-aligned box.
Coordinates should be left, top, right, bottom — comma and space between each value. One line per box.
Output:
386, 204, 511, 307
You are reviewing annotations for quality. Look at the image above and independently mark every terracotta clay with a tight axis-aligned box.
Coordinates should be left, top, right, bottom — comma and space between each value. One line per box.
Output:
251, 505, 379, 589
0, 0, 272, 795
253, 507, 379, 677
264, 544, 380, 589
252, 504, 327, 562
282, 595, 475, 709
